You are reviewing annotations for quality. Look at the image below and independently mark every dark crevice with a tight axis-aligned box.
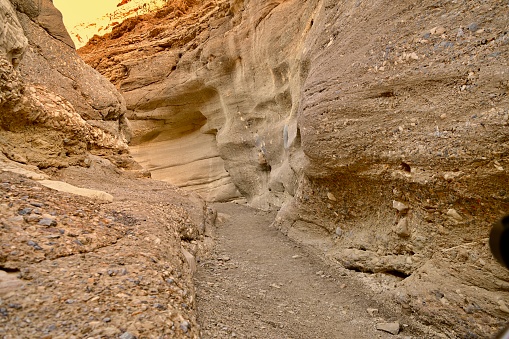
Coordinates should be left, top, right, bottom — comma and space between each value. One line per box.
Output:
383, 269, 410, 279
0, 267, 20, 273
380, 91, 395, 98
401, 161, 411, 172
349, 267, 363, 273
344, 266, 410, 279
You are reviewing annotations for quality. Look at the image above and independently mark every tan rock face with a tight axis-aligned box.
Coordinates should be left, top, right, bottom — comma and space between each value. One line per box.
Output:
79, 0, 509, 337
0, 57, 129, 168
80, 0, 315, 203
0, 0, 131, 169
16, 10, 126, 122
36, 0, 75, 49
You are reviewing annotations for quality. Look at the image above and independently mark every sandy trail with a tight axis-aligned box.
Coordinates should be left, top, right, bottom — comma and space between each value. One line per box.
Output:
195, 203, 423, 339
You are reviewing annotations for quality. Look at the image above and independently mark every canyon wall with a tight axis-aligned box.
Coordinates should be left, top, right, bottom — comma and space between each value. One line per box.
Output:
1, 0, 132, 169
0, 2, 205, 336
79, 0, 509, 337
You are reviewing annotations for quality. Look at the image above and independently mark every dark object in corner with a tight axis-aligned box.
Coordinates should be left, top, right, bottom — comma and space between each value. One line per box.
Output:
489, 215, 509, 339
490, 215, 509, 269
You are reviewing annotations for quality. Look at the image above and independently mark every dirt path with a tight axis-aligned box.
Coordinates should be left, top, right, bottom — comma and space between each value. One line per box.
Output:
195, 203, 424, 339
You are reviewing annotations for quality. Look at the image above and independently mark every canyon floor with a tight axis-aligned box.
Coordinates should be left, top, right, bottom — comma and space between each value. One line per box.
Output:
194, 202, 430, 339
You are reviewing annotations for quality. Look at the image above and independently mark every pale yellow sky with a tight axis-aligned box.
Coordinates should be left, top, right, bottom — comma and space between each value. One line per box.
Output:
53, 0, 120, 29
53, 0, 167, 48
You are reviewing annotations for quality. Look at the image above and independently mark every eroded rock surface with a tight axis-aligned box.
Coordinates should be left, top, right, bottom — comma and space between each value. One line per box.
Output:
79, 0, 509, 337
0, 162, 210, 338
0, 0, 27, 66
17, 0, 128, 122
0, 0, 132, 170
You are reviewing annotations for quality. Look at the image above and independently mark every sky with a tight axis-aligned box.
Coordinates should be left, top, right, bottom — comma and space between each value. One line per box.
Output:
53, 0, 120, 30
53, 0, 167, 48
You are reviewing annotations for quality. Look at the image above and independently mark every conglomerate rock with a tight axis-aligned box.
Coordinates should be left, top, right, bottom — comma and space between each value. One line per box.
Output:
0, 164, 208, 338
79, 0, 509, 337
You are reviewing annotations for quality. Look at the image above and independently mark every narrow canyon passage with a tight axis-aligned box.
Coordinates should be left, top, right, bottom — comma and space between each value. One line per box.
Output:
194, 203, 423, 339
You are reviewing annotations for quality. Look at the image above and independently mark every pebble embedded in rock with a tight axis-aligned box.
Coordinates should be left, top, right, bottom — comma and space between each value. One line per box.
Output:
394, 217, 410, 237
120, 332, 137, 339
154, 303, 167, 310
9, 216, 24, 224
180, 320, 190, 333
27, 240, 42, 250
367, 308, 379, 317
468, 23, 478, 32
446, 209, 462, 221
376, 322, 400, 335
430, 26, 446, 35
498, 300, 509, 314
26, 214, 42, 223
392, 200, 409, 212
327, 192, 337, 201
18, 208, 32, 215
38, 218, 57, 227
463, 303, 480, 314
335, 226, 342, 236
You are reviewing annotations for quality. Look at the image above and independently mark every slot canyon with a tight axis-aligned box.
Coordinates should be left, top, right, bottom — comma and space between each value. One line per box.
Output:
0, 0, 508, 338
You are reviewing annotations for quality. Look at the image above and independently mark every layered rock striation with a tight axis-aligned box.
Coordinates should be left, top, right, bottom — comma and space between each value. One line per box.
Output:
80, 0, 509, 337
